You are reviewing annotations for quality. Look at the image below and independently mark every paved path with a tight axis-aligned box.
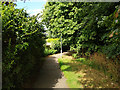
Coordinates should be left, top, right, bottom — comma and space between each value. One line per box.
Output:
24, 53, 69, 88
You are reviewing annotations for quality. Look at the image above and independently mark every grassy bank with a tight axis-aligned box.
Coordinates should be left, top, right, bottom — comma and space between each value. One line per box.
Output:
58, 55, 120, 88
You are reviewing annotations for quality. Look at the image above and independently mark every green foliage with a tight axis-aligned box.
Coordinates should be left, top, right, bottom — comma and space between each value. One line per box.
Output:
44, 48, 57, 56
2, 3, 45, 89
42, 2, 120, 59
50, 39, 61, 52
72, 53, 78, 59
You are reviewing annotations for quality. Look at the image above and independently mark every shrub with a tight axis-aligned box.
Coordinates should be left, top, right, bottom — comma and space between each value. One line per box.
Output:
44, 48, 57, 56
2, 2, 45, 88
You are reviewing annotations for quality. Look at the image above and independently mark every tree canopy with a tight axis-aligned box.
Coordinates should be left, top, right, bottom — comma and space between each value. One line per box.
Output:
42, 2, 120, 58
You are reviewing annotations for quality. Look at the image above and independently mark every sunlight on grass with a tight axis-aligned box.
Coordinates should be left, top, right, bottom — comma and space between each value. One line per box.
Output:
58, 55, 120, 88
61, 65, 70, 71
58, 57, 84, 88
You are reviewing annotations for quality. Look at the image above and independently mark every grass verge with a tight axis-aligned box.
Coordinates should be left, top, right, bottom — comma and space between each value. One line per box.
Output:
58, 55, 120, 88
58, 57, 83, 88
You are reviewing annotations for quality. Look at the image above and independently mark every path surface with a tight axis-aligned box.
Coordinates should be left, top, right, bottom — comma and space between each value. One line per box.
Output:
24, 53, 69, 88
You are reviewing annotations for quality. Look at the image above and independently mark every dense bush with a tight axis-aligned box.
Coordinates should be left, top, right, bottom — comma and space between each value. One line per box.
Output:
2, 2, 45, 88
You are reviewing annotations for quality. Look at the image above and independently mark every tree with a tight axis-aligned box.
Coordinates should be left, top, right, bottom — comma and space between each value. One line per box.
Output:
42, 2, 120, 58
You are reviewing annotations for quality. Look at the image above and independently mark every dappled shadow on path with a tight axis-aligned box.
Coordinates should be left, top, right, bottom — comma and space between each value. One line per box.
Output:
24, 55, 68, 88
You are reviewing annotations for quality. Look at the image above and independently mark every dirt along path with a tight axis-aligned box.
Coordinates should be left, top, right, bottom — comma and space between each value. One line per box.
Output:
24, 53, 69, 88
